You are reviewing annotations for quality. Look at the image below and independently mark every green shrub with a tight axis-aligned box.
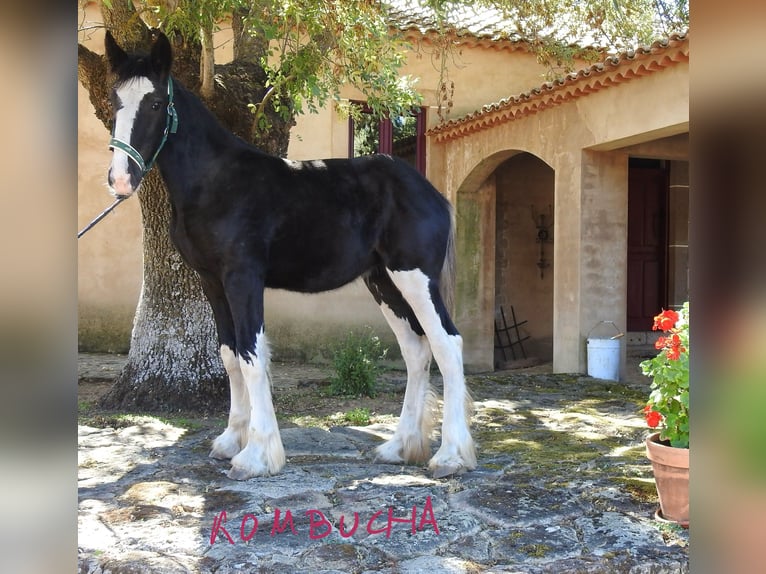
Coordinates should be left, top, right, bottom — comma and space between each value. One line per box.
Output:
343, 407, 372, 426
329, 329, 387, 397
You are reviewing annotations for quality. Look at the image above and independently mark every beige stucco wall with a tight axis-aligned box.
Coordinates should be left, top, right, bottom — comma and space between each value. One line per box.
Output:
77, 5, 555, 356
430, 55, 689, 374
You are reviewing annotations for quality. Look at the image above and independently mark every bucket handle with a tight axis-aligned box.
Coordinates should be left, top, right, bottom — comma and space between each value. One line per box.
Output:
587, 321, 624, 340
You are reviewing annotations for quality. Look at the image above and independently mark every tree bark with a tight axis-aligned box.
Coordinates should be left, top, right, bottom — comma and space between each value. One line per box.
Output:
101, 170, 228, 412
80, 7, 295, 412
199, 24, 215, 101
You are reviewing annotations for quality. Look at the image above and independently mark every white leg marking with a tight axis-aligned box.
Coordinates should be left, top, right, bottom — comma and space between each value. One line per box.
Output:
227, 331, 286, 480
387, 269, 477, 478
210, 344, 250, 460
109, 77, 154, 196
375, 303, 436, 464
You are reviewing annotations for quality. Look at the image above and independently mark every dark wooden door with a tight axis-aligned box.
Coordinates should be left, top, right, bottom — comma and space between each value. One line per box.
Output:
627, 161, 668, 331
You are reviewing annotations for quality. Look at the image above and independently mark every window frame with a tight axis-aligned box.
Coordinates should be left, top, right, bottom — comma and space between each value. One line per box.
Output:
347, 102, 427, 175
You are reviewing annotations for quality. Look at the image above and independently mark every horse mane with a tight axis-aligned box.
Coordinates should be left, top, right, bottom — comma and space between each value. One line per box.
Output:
172, 78, 256, 152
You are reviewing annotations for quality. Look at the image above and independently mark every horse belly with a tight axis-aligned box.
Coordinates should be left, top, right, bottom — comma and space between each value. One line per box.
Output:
265, 237, 375, 293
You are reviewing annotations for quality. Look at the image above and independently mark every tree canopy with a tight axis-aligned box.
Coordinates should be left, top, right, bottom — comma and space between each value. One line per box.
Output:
87, 0, 689, 129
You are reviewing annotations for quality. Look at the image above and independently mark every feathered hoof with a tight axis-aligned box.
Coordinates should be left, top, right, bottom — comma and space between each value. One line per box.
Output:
209, 430, 243, 460
428, 444, 476, 479
209, 448, 233, 461
226, 465, 263, 481
374, 434, 432, 465
430, 462, 467, 479
225, 440, 286, 480
374, 440, 404, 465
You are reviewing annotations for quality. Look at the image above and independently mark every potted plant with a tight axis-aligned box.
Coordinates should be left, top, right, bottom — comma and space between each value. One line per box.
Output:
640, 301, 689, 527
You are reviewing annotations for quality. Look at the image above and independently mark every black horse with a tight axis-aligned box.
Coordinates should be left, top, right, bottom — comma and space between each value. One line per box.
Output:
104, 31, 476, 480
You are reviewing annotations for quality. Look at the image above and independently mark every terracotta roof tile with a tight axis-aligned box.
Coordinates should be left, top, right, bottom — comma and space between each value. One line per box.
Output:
384, 0, 631, 50
386, 0, 527, 42
428, 32, 689, 142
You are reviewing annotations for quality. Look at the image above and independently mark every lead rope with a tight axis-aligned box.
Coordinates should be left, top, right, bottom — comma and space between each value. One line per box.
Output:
77, 197, 127, 239
78, 77, 178, 239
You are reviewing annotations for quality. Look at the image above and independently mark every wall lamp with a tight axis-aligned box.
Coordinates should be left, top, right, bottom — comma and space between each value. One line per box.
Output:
531, 204, 553, 279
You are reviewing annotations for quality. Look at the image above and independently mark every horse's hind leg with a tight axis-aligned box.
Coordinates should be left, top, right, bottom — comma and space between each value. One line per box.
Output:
364, 267, 436, 464
387, 268, 476, 478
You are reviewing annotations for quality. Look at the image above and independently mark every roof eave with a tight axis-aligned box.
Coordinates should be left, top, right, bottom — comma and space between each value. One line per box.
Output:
428, 32, 689, 143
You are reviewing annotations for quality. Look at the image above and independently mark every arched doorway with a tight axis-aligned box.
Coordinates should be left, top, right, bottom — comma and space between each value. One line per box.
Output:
494, 153, 555, 366
453, 151, 554, 372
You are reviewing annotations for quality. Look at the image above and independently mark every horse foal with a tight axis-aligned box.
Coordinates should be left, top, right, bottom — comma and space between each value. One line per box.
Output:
103, 31, 476, 480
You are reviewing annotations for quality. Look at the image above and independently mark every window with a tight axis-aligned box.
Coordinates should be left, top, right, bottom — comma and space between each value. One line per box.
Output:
348, 104, 427, 175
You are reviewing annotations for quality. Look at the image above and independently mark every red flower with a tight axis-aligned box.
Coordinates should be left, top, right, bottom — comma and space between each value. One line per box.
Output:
663, 334, 686, 360
644, 405, 662, 428
654, 332, 686, 360
652, 309, 679, 332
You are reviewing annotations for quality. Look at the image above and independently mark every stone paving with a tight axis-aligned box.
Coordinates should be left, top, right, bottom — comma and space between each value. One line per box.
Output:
78, 354, 688, 573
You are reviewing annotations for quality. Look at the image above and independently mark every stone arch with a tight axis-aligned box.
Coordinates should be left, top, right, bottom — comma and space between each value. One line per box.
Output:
453, 149, 554, 372
455, 150, 525, 196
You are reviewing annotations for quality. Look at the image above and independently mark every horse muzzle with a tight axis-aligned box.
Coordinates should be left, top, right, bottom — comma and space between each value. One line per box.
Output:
107, 167, 141, 198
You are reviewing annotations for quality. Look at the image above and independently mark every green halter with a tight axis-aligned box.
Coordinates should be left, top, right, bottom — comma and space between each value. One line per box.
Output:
108, 76, 179, 176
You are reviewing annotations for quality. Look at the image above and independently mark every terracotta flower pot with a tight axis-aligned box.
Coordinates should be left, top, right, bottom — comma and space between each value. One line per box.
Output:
645, 432, 689, 527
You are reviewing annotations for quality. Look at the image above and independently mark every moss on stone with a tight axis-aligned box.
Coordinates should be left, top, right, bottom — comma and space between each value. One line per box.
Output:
611, 477, 659, 503
520, 543, 552, 557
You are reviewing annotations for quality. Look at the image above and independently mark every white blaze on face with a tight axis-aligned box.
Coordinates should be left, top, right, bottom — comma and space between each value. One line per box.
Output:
109, 77, 155, 197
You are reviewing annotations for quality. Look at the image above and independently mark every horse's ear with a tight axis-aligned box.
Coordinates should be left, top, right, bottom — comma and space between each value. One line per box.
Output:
104, 30, 128, 72
150, 31, 173, 80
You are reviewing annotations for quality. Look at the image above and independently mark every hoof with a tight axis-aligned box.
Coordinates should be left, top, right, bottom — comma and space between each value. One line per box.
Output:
209, 448, 231, 461
209, 440, 241, 460
428, 443, 476, 478
226, 439, 286, 480
374, 442, 404, 465
374, 435, 431, 465
208, 445, 240, 460
431, 462, 467, 479
226, 465, 263, 481
209, 427, 245, 460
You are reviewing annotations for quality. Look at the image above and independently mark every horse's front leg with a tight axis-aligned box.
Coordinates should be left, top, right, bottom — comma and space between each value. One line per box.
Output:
224, 275, 285, 480
227, 328, 285, 479
209, 343, 250, 460
199, 279, 250, 461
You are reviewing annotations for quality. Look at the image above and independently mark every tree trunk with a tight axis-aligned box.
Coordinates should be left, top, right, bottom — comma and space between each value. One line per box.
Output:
101, 171, 228, 412
199, 24, 215, 101
80, 9, 294, 413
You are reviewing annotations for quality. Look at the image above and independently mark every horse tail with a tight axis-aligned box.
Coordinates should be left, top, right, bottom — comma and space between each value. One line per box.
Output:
439, 204, 457, 314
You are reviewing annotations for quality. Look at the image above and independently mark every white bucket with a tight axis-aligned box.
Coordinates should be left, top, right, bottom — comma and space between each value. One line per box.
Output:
587, 337, 621, 381
586, 321, 623, 381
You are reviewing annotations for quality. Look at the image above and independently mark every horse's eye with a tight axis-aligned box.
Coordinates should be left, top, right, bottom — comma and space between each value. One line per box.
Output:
151, 101, 163, 111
